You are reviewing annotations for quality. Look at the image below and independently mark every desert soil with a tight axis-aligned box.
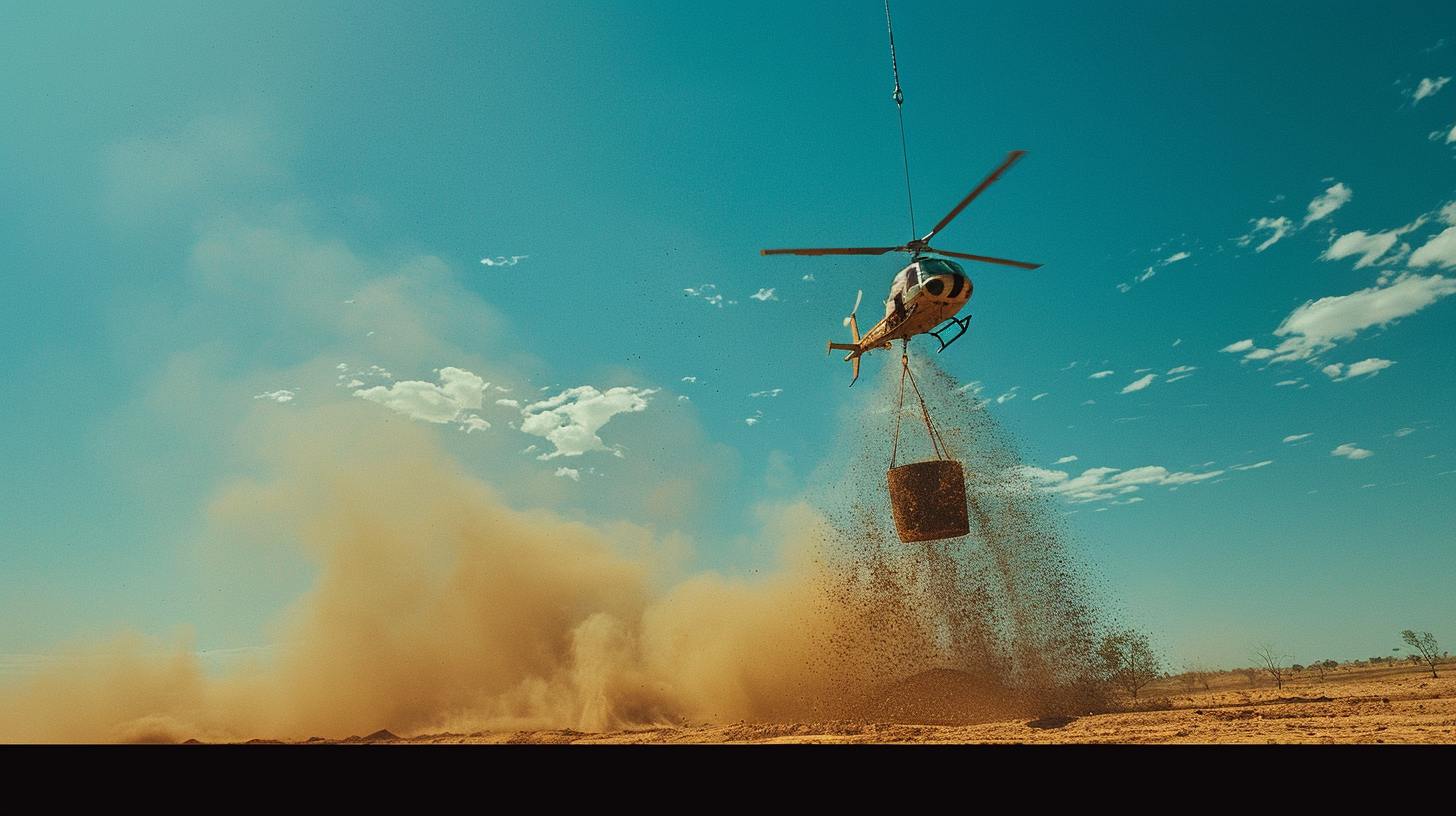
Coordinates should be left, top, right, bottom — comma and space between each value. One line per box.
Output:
243, 664, 1454, 745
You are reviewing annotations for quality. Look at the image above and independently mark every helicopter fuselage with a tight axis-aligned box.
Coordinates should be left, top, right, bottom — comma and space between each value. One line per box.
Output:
828, 257, 974, 383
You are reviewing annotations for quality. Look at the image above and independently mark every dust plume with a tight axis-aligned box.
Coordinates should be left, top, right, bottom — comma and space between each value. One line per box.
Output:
0, 353, 1111, 742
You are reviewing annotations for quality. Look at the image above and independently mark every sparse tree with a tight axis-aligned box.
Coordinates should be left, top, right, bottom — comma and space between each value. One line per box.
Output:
1253, 643, 1290, 690
1401, 630, 1440, 678
1181, 664, 1212, 692
1099, 629, 1161, 701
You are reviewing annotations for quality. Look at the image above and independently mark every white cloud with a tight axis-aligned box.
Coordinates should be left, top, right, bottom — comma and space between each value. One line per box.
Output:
1236, 184, 1352, 254
1121, 374, 1156, 393
1274, 379, 1301, 386
684, 284, 725, 307
519, 385, 656, 459
1302, 183, 1352, 227
1266, 274, 1456, 361
1220, 339, 1254, 353
1409, 226, 1456, 268
1019, 463, 1225, 504
1032, 393, 1048, 400
1167, 365, 1196, 375
253, 389, 295, 403
480, 255, 528, 267
1332, 443, 1373, 460
749, 388, 782, 398
1233, 461, 1274, 470
354, 367, 487, 424
1323, 230, 1402, 268
1323, 357, 1395, 381
996, 386, 1020, 404
495, 398, 520, 408
1055, 455, 1078, 464
802, 274, 815, 282
1283, 433, 1312, 443
1413, 76, 1452, 105
1089, 370, 1115, 379
681, 376, 696, 383
554, 467, 580, 481
1117, 250, 1192, 292
749, 288, 778, 301
1238, 216, 1295, 252
459, 415, 490, 433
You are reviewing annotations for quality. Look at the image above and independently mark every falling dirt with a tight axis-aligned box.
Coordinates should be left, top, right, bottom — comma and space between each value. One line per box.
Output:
0, 349, 1120, 742
802, 348, 1110, 724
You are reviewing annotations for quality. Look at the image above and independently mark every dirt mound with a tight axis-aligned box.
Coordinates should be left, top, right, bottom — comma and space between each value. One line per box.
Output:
861, 668, 1021, 725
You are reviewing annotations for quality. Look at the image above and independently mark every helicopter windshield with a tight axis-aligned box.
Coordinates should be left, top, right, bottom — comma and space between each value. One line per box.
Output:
918, 258, 965, 277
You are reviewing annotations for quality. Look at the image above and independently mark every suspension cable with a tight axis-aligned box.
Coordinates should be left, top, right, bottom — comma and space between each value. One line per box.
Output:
890, 343, 949, 468
885, 0, 916, 241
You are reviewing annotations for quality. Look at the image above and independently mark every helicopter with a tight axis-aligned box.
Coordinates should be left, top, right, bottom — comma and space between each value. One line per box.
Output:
761, 150, 1041, 385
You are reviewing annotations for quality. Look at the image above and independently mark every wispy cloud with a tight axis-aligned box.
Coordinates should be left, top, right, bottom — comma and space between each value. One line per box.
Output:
1322, 357, 1395, 381
1409, 227, 1456, 269
1224, 274, 1456, 364
1019, 463, 1226, 504
1117, 250, 1192, 292
554, 467, 580, 481
1120, 374, 1156, 394
1322, 221, 1424, 269
1055, 455, 1078, 464
1283, 433, 1312, 443
1237, 183, 1352, 253
253, 389, 295, 403
480, 255, 529, 267
1303, 183, 1352, 227
1089, 370, 1114, 379
1332, 443, 1373, 460
749, 288, 778, 301
1411, 76, 1452, 105
519, 385, 657, 459
1238, 216, 1295, 252
684, 284, 726, 307
996, 386, 1020, 404
749, 388, 782, 398
1233, 461, 1273, 470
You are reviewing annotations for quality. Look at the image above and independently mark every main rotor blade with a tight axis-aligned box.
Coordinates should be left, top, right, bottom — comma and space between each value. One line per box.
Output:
760, 247, 901, 257
919, 150, 1028, 244
931, 248, 1042, 269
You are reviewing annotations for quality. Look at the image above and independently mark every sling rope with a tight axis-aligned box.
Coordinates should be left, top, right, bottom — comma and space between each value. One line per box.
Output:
889, 343, 950, 468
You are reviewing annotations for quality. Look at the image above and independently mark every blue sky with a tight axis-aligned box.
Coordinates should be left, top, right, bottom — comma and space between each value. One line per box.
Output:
3, 1, 1454, 677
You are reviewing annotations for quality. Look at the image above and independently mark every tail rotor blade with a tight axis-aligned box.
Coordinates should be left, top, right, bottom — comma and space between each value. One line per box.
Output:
844, 289, 863, 326
919, 150, 1028, 244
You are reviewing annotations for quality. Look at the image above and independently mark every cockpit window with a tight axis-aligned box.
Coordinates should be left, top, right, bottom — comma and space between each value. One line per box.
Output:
919, 259, 965, 277
904, 265, 919, 287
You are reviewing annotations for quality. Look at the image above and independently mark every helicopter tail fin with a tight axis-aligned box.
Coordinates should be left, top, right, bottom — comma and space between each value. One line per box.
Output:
842, 290, 863, 343
850, 355, 861, 386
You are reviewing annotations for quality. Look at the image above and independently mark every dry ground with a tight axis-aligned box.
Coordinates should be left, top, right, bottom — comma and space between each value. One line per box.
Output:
241, 663, 1454, 745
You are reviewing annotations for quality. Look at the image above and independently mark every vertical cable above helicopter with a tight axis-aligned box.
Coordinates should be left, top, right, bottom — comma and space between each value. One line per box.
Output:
885, 0, 917, 243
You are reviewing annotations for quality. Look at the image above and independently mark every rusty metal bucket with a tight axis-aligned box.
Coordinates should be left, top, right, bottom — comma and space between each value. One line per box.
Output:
887, 459, 970, 543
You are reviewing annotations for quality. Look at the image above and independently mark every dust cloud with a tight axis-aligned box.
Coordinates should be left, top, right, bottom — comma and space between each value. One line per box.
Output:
0, 353, 1110, 742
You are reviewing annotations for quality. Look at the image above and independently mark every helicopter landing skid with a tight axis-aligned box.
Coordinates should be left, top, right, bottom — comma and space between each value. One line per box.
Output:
928, 315, 972, 353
